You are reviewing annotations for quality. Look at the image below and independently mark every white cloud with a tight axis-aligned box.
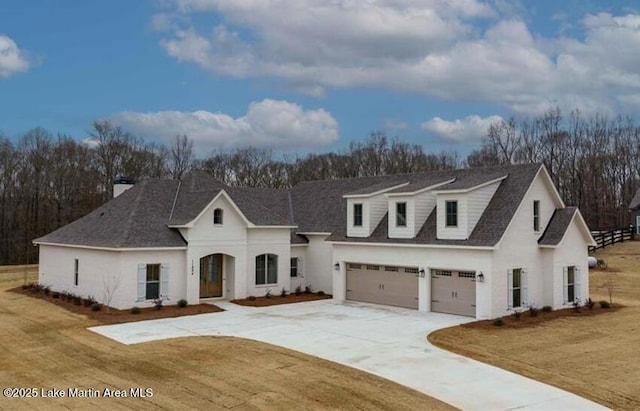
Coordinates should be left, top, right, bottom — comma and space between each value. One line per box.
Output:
0, 34, 32, 78
421, 115, 503, 143
109, 99, 339, 153
156, 3, 640, 116
383, 118, 409, 130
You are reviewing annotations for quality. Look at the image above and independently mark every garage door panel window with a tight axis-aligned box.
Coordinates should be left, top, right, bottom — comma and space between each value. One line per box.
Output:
366, 265, 380, 270
256, 254, 278, 285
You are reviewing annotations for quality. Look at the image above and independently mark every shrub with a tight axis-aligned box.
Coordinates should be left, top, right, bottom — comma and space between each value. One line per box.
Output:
317, 291, 325, 296
130, 306, 141, 314
265, 289, 272, 299
177, 299, 188, 308
585, 298, 595, 310
51, 291, 60, 299
83, 296, 96, 307
294, 285, 302, 296
542, 305, 552, 312
91, 303, 102, 312
304, 285, 313, 294
528, 305, 539, 317
493, 317, 504, 326
572, 298, 581, 313
599, 300, 611, 309
247, 295, 256, 301
21, 284, 28, 290
280, 287, 287, 298
73, 296, 82, 305
153, 298, 164, 310
43, 286, 51, 296
512, 310, 521, 321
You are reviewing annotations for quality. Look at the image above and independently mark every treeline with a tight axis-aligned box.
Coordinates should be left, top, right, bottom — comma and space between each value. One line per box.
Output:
468, 109, 640, 231
1, 110, 640, 264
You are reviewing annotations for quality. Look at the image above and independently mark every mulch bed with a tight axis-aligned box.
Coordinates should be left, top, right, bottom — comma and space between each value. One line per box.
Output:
232, 292, 332, 307
9, 286, 223, 325
463, 303, 622, 330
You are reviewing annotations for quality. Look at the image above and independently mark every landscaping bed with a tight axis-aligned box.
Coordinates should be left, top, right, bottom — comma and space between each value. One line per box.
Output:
232, 291, 332, 307
10, 283, 223, 325
462, 301, 620, 330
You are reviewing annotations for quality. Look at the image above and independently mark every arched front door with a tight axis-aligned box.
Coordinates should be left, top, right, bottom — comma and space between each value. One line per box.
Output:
200, 254, 223, 298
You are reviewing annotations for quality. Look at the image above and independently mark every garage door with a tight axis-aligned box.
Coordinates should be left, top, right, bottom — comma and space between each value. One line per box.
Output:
431, 269, 476, 317
346, 264, 418, 309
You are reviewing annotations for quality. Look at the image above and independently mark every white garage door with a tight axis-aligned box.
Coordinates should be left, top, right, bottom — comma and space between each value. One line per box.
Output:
431, 269, 476, 317
346, 264, 419, 309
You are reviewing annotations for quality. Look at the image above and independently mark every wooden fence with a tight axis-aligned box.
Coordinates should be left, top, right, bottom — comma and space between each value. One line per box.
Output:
589, 226, 636, 253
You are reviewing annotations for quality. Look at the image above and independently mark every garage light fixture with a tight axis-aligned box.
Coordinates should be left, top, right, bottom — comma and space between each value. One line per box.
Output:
418, 268, 426, 277
477, 272, 484, 283
334, 262, 340, 271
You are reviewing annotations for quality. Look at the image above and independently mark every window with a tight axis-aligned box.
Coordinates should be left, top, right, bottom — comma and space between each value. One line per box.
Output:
385, 266, 399, 272
458, 271, 476, 279
256, 254, 278, 285
353, 203, 363, 227
213, 208, 223, 225
73, 259, 79, 286
137, 263, 168, 301
445, 201, 458, 227
146, 264, 161, 300
404, 267, 419, 274
396, 202, 407, 227
366, 265, 380, 270
290, 257, 299, 277
533, 200, 540, 231
347, 263, 361, 269
508, 268, 528, 308
564, 266, 580, 304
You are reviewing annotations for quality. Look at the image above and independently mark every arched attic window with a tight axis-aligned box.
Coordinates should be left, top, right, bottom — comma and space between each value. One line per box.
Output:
213, 208, 223, 225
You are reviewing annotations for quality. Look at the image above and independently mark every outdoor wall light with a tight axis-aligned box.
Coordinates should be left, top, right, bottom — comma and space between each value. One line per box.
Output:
334, 262, 340, 271
477, 272, 485, 283
418, 268, 426, 277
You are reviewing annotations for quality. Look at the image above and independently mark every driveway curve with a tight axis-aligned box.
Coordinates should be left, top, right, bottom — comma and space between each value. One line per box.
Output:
90, 299, 607, 411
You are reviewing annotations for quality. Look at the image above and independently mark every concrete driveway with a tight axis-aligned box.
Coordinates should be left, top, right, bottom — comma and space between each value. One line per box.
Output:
90, 300, 607, 411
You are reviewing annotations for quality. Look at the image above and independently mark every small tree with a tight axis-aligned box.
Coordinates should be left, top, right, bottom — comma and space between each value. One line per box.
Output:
102, 273, 121, 313
602, 270, 616, 305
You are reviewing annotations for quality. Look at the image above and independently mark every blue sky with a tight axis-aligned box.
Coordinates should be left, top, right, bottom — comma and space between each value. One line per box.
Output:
2, 0, 640, 156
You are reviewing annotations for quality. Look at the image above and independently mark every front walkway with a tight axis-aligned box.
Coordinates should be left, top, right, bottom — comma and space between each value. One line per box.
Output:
90, 300, 607, 411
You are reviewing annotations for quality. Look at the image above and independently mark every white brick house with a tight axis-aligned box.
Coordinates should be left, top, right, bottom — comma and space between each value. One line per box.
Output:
34, 163, 595, 319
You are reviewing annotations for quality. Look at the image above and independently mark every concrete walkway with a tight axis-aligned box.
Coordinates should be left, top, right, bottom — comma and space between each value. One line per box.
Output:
90, 300, 608, 411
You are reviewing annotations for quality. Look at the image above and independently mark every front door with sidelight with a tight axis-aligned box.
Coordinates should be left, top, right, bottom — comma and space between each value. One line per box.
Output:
200, 254, 223, 298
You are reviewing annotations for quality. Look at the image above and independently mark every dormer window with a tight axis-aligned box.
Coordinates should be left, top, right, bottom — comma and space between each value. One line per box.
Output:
213, 208, 223, 225
353, 203, 363, 227
533, 200, 540, 231
396, 202, 407, 227
445, 201, 458, 227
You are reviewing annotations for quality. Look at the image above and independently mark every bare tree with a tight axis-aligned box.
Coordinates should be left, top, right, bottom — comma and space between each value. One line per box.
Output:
169, 134, 193, 179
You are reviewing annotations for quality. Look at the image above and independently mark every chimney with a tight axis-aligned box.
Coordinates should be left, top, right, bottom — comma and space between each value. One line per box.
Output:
113, 175, 134, 198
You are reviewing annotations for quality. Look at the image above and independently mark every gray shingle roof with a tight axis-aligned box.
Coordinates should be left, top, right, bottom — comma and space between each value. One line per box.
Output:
630, 188, 640, 210
537, 207, 577, 246
226, 187, 294, 226
325, 163, 543, 246
36, 163, 547, 249
35, 179, 187, 248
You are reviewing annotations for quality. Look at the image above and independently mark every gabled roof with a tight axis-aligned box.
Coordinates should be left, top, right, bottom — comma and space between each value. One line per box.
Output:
630, 188, 640, 211
538, 207, 596, 247
325, 163, 543, 246
35, 179, 187, 248
36, 163, 548, 249
537, 207, 577, 246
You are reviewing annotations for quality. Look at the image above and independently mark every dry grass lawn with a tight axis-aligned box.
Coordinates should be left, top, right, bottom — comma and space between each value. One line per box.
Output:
429, 240, 640, 410
0, 266, 453, 410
